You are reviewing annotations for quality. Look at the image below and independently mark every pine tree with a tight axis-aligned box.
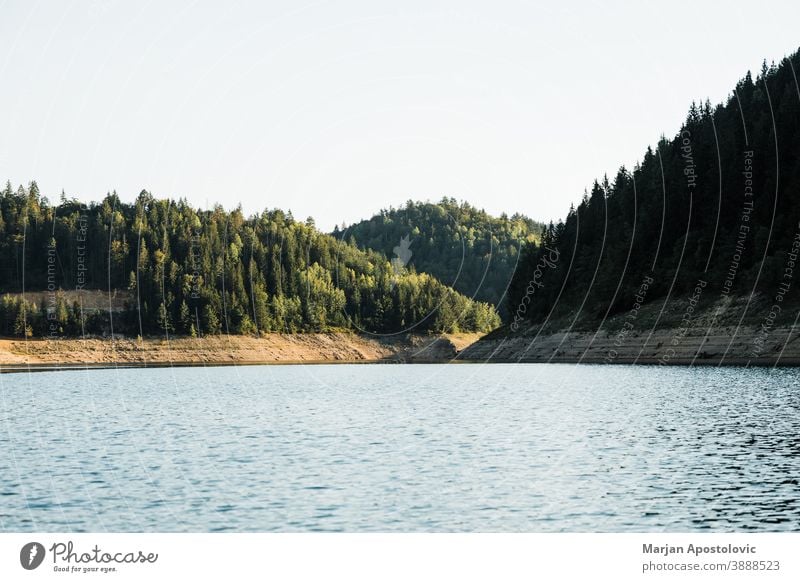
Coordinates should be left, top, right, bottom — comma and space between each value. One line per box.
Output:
202, 304, 221, 335
179, 300, 192, 334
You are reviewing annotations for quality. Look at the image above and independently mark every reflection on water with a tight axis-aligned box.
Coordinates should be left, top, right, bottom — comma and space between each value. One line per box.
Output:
0, 364, 798, 532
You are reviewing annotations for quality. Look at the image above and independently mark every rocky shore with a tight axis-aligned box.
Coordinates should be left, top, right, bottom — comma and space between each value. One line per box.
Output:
458, 326, 800, 365
460, 293, 800, 365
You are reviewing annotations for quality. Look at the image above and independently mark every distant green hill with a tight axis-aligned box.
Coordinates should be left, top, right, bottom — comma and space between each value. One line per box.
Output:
338, 198, 543, 318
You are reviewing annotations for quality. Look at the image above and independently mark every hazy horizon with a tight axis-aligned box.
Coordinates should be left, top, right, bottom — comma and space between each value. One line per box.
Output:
2, 1, 800, 230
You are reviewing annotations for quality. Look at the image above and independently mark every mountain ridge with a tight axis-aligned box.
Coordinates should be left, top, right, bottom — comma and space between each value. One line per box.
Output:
505, 49, 800, 343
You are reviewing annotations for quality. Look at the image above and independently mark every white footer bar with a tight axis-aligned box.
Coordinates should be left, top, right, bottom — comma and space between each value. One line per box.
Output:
1, 533, 797, 581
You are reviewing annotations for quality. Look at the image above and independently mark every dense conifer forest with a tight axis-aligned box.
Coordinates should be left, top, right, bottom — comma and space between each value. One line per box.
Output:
0, 188, 500, 338
509, 50, 800, 329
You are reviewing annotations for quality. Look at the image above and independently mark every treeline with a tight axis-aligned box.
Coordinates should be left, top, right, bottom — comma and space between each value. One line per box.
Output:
509, 49, 800, 327
0, 187, 500, 337
340, 198, 541, 318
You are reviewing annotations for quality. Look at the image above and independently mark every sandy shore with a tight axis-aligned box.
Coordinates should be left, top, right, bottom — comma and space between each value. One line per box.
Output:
0, 333, 482, 372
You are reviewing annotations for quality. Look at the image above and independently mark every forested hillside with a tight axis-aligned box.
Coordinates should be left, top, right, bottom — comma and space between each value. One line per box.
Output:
509, 50, 800, 329
339, 198, 542, 317
0, 187, 500, 338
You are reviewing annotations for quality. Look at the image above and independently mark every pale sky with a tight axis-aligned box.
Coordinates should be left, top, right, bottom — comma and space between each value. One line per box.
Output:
1, 1, 799, 230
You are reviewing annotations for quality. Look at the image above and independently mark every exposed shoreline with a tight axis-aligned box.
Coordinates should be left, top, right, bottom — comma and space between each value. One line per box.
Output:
3, 322, 800, 372
458, 325, 800, 367
0, 333, 481, 373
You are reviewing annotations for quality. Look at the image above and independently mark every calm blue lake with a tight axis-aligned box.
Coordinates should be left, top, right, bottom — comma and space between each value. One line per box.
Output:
1, 364, 799, 532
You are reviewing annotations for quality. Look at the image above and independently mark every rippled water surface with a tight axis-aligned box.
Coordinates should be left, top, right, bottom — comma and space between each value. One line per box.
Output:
1, 364, 799, 531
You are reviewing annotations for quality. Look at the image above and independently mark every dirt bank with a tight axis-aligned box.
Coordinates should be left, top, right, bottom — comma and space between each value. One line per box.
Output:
0, 332, 483, 371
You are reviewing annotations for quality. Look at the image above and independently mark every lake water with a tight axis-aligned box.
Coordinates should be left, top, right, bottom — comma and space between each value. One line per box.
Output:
1, 363, 799, 532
